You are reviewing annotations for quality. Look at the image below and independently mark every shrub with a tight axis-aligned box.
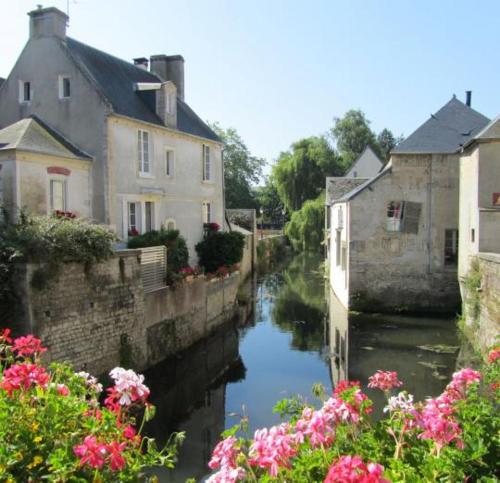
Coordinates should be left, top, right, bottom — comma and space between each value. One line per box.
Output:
196, 231, 245, 274
0, 212, 117, 320
0, 329, 182, 480
206, 353, 500, 482
127, 228, 189, 275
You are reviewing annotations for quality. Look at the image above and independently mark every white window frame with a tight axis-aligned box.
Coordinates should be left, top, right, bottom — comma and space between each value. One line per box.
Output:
386, 201, 405, 232
202, 201, 212, 224
138, 130, 152, 176
164, 218, 176, 231
49, 178, 67, 212
165, 148, 175, 177
202, 144, 211, 181
58, 75, 71, 99
128, 202, 140, 234
19, 80, 32, 104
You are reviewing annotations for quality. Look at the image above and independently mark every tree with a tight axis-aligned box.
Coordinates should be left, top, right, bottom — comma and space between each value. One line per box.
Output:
272, 136, 343, 212
209, 123, 265, 209
331, 110, 402, 166
285, 192, 325, 252
254, 179, 284, 225
331, 110, 379, 165
377, 128, 403, 161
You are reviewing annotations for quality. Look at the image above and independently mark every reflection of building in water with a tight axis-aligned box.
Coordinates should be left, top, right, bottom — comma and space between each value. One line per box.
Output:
144, 321, 245, 482
327, 287, 349, 387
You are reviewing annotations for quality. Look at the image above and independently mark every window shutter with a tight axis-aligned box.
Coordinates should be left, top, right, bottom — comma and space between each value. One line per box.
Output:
402, 202, 421, 234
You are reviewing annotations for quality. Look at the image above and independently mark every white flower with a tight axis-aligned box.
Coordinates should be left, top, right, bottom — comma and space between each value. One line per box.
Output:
384, 391, 415, 413
109, 367, 150, 406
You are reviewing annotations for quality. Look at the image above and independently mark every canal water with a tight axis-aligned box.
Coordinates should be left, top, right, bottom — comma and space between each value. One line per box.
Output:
145, 253, 460, 482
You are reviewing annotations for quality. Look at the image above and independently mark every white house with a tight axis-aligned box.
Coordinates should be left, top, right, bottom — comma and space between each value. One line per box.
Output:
0, 6, 224, 261
344, 145, 383, 178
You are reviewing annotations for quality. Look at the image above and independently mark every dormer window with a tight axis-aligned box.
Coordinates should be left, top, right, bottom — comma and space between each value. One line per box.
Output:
19, 81, 31, 103
59, 76, 71, 99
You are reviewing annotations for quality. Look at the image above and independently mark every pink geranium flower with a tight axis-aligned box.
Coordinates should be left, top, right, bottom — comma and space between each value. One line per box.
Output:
12, 335, 47, 357
207, 465, 246, 483
57, 383, 70, 396
74, 436, 108, 469
105, 367, 150, 410
106, 441, 127, 471
0, 328, 12, 344
209, 436, 239, 470
0, 363, 49, 395
444, 368, 481, 401
487, 347, 500, 364
368, 371, 403, 391
324, 455, 388, 482
248, 423, 298, 477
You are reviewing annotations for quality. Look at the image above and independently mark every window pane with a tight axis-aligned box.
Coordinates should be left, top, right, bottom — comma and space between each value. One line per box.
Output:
137, 132, 142, 171
24, 82, 31, 101
145, 202, 153, 232
128, 203, 136, 231
50, 180, 65, 211
444, 229, 458, 265
63, 78, 70, 97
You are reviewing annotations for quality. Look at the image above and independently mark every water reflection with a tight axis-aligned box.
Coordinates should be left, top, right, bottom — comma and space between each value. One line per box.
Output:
327, 287, 460, 415
144, 254, 459, 481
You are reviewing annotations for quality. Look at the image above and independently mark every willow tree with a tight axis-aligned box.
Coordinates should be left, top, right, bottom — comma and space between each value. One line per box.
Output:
272, 136, 343, 212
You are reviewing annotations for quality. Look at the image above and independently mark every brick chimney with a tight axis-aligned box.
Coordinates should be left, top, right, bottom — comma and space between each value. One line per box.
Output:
28, 6, 68, 39
156, 81, 177, 128
150, 55, 185, 101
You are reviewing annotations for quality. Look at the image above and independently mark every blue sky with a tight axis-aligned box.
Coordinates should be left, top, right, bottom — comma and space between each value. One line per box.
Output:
2, 0, 499, 176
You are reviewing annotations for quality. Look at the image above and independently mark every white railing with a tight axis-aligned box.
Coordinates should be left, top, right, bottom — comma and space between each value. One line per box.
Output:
139, 246, 167, 293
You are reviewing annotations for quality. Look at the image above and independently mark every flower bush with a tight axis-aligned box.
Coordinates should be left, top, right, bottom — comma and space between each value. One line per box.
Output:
0, 330, 183, 481
196, 230, 245, 274
206, 350, 500, 482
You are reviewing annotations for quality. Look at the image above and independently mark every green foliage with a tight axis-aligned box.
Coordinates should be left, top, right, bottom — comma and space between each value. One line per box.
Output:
272, 136, 343, 212
254, 179, 285, 225
331, 110, 402, 166
462, 257, 482, 321
207, 358, 500, 481
195, 231, 245, 273
285, 193, 325, 252
209, 123, 265, 209
127, 228, 189, 275
0, 334, 182, 481
0, 212, 117, 321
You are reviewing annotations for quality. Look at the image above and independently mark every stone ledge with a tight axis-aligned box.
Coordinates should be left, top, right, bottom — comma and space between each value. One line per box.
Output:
478, 252, 500, 264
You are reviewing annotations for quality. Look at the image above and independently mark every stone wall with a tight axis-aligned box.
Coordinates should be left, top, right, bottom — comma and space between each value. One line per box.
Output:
16, 250, 147, 375
461, 253, 500, 354
13, 250, 240, 375
144, 272, 239, 367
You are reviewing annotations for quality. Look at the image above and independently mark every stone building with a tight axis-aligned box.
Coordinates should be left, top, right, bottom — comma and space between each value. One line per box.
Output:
0, 6, 223, 260
458, 116, 500, 351
328, 95, 490, 312
0, 115, 92, 218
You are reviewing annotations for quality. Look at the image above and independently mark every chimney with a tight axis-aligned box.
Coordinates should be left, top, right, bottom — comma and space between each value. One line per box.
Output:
133, 57, 149, 70
466, 90, 472, 107
150, 55, 185, 101
28, 6, 68, 39
156, 81, 177, 129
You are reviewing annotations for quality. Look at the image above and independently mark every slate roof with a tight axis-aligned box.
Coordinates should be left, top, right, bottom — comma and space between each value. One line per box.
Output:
463, 116, 500, 149
0, 115, 92, 160
0, 77, 4, 89
65, 37, 220, 142
326, 177, 369, 205
334, 164, 392, 203
392, 97, 490, 154
344, 145, 383, 176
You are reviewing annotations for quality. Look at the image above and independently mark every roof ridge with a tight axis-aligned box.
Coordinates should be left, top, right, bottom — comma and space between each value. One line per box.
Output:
66, 37, 161, 80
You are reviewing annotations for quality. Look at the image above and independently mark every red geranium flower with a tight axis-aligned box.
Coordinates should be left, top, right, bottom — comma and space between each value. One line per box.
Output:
12, 335, 47, 357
